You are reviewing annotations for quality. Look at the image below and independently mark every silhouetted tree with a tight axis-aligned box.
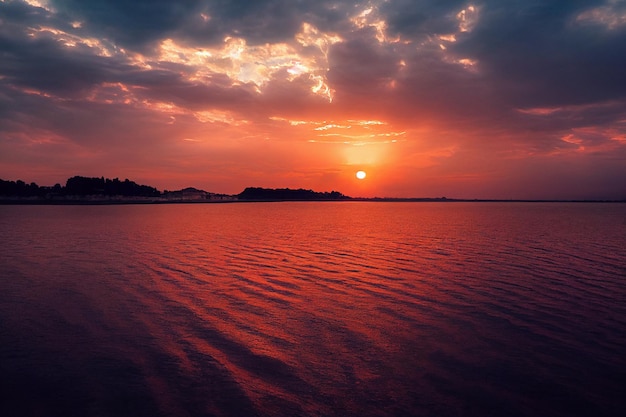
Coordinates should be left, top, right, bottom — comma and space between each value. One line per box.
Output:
65, 176, 160, 197
238, 187, 349, 201
0, 179, 46, 197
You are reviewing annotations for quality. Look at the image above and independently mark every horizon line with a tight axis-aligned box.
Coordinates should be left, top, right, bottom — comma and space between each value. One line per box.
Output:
1, 176, 624, 203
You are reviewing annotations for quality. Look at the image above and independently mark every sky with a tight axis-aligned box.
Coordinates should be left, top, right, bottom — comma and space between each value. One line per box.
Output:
1, 0, 625, 199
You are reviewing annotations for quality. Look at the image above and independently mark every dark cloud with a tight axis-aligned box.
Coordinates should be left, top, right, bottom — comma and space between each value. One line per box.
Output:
0, 1, 115, 95
0, 3, 258, 111
3, 0, 625, 125
454, 0, 626, 107
381, 0, 468, 37
139, 78, 258, 112
323, 0, 626, 146
0, 34, 113, 96
188, 0, 304, 45
328, 38, 401, 93
1, 0, 48, 22
173, 0, 359, 47
50, 0, 205, 49
514, 100, 626, 132
47, 0, 358, 49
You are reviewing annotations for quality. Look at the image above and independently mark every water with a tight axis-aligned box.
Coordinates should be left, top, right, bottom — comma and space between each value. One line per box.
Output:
0, 202, 624, 417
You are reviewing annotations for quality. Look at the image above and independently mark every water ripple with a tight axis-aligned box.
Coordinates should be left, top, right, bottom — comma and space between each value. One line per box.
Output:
1, 203, 624, 416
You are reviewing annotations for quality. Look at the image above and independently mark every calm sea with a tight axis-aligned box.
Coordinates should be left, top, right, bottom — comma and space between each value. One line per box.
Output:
0, 202, 624, 417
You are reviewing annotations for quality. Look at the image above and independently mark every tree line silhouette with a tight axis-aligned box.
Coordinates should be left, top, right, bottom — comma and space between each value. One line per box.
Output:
0, 176, 159, 198
1, 177, 350, 201
237, 187, 348, 201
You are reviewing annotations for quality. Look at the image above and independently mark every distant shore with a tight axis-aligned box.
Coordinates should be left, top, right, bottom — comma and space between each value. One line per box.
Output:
2, 197, 624, 205
2, 176, 624, 204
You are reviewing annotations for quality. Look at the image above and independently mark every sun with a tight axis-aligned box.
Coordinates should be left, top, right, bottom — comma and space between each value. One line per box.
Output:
356, 170, 367, 180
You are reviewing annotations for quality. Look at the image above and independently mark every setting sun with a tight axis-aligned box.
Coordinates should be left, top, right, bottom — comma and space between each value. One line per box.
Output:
356, 170, 367, 180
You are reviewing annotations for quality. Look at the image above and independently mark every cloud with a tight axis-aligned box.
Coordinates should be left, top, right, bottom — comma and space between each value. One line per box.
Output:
454, 0, 626, 107
46, 0, 358, 50
381, 0, 468, 37
49, 0, 205, 49
327, 37, 401, 94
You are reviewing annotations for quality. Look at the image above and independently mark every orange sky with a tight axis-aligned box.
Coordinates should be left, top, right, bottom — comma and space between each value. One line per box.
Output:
1, 0, 625, 199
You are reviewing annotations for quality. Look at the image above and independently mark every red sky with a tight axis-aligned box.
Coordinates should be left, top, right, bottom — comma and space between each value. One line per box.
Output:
1, 0, 625, 199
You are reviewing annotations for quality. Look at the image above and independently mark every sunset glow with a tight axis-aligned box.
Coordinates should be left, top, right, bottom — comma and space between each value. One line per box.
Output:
1, 0, 625, 199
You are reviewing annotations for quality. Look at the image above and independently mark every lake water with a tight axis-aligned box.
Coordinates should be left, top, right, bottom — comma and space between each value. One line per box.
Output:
0, 202, 624, 417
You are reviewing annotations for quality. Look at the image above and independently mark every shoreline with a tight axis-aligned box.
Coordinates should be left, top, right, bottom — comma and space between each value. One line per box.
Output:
1, 198, 624, 205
